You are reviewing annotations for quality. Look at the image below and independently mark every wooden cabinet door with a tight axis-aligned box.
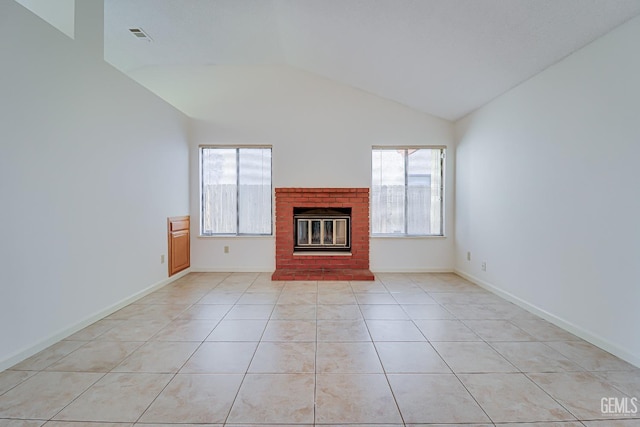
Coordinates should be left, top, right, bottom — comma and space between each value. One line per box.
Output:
168, 216, 190, 276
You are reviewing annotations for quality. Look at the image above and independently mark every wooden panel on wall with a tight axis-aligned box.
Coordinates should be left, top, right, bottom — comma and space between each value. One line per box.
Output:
168, 215, 190, 276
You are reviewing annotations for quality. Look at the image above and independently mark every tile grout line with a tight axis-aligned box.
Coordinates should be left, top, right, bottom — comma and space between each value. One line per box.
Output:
133, 272, 252, 425
220, 273, 280, 425
405, 275, 496, 426
313, 279, 319, 426
131, 274, 233, 424
131, 280, 216, 425
452, 305, 589, 424
521, 369, 596, 424
3, 272, 639, 426
421, 274, 582, 425
355, 277, 408, 427
45, 369, 108, 423
425, 279, 558, 425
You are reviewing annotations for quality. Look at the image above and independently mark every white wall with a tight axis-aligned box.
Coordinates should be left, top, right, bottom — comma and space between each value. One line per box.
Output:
0, 1, 190, 370
455, 15, 640, 366
180, 66, 454, 272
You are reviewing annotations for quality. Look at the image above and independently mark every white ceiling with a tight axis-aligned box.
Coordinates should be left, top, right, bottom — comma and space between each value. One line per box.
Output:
104, 0, 640, 121
15, 0, 75, 38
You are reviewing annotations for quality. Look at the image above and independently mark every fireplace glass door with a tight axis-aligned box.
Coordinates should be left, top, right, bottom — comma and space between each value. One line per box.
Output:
311, 220, 322, 244
297, 221, 309, 245
296, 218, 349, 248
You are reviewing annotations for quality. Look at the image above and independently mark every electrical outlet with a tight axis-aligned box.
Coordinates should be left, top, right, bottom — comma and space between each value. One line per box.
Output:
467, 251, 471, 261
481, 261, 487, 271
160, 254, 165, 264
224, 246, 230, 254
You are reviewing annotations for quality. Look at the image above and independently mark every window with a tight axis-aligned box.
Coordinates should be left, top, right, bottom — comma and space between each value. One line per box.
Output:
200, 146, 272, 235
371, 147, 444, 236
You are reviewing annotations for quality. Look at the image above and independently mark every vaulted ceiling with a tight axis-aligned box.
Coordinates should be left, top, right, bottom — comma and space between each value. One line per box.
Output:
104, 0, 640, 121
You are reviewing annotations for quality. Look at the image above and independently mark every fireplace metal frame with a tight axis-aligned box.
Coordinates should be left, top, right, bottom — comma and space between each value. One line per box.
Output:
294, 209, 351, 253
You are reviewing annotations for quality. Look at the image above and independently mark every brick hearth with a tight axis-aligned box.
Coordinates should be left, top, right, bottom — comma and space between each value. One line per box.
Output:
272, 188, 375, 281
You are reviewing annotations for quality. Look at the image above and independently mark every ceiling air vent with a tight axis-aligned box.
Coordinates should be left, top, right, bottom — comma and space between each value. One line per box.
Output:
128, 28, 152, 41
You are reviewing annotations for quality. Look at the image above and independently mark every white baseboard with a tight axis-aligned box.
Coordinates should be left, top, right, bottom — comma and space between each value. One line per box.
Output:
0, 269, 191, 372
191, 268, 456, 274
191, 267, 456, 274
372, 268, 455, 273
191, 267, 273, 273
455, 269, 640, 369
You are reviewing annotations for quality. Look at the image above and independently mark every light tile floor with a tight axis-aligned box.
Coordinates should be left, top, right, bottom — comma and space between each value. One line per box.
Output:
1, 272, 639, 426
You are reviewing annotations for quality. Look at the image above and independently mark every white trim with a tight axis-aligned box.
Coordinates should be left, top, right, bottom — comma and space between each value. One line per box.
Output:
191, 267, 271, 273
0, 269, 191, 372
371, 235, 447, 239
193, 268, 456, 274
455, 269, 640, 369
199, 144, 272, 149
371, 268, 454, 273
196, 235, 274, 239
372, 145, 447, 150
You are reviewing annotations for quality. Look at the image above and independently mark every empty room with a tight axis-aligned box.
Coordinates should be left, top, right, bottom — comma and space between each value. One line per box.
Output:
1, 0, 639, 426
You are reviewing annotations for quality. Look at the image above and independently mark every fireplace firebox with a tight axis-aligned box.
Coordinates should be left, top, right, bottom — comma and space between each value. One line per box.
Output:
294, 208, 351, 252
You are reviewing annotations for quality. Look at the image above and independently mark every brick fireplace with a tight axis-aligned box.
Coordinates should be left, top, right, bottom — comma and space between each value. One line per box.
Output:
272, 188, 375, 281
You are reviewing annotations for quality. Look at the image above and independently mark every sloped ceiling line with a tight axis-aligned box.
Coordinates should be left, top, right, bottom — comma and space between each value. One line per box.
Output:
104, 0, 640, 120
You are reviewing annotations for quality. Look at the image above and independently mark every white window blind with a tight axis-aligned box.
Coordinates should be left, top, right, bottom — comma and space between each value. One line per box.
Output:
201, 146, 272, 235
371, 147, 444, 236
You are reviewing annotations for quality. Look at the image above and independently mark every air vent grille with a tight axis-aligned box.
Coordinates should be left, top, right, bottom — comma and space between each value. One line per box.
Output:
128, 28, 152, 41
